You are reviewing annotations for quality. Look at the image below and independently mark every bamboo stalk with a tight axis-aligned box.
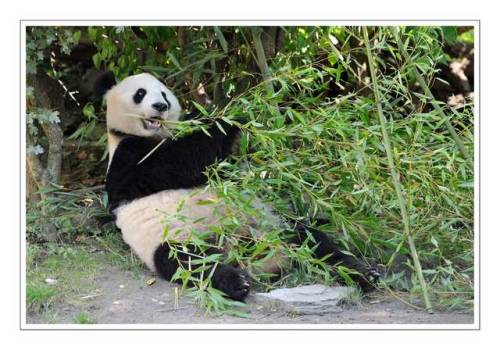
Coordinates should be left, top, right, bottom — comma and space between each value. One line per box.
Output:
251, 27, 274, 95
390, 26, 473, 169
362, 27, 433, 312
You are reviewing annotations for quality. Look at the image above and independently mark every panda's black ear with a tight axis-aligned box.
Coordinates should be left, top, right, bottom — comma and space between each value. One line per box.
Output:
93, 71, 116, 102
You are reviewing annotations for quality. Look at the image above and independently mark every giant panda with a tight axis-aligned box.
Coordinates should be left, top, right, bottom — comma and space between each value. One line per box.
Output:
95, 72, 379, 302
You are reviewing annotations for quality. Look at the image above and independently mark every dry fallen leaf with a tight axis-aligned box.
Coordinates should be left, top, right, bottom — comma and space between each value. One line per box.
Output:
82, 178, 97, 186
77, 151, 88, 160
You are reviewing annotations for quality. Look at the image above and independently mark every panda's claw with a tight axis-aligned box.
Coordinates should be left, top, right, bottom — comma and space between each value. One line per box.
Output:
367, 268, 382, 282
355, 266, 383, 292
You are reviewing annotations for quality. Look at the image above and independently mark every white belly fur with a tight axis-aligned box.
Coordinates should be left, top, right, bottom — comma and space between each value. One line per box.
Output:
114, 187, 222, 271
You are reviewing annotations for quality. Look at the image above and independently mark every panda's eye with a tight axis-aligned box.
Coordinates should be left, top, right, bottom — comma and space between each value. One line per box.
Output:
161, 92, 171, 109
133, 88, 147, 104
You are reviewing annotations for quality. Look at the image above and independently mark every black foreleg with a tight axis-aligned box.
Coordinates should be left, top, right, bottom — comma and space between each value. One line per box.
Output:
289, 222, 380, 292
153, 243, 250, 301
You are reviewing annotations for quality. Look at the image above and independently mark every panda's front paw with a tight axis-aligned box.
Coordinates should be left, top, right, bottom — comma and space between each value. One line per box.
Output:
212, 265, 250, 301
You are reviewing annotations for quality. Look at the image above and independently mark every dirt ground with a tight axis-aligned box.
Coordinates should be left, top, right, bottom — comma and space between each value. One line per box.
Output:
26, 264, 474, 326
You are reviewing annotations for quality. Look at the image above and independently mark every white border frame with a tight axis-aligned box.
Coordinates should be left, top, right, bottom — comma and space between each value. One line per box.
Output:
20, 20, 480, 330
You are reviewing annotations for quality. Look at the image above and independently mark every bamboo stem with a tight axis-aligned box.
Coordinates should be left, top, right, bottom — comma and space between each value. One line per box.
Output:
251, 27, 274, 95
390, 26, 473, 169
362, 27, 433, 313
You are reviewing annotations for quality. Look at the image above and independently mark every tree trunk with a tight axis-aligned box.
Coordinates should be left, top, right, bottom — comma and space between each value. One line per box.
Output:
26, 71, 65, 198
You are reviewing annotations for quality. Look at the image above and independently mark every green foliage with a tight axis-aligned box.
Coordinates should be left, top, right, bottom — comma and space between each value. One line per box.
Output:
26, 27, 81, 75
26, 187, 111, 241
26, 27, 80, 156
458, 29, 474, 45
26, 281, 57, 313
26, 108, 61, 155
153, 26, 473, 313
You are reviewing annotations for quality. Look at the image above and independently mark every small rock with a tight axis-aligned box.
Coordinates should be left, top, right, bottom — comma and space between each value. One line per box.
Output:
119, 284, 125, 289
39, 223, 59, 242
45, 278, 57, 285
109, 299, 131, 313
255, 284, 356, 315
158, 301, 165, 305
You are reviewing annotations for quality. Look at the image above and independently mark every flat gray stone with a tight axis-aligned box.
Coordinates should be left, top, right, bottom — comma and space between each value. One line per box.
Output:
254, 284, 356, 315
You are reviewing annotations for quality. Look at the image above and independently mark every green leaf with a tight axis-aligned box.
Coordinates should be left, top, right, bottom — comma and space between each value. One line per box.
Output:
196, 198, 218, 205
199, 126, 212, 137
215, 121, 227, 135
26, 86, 34, 98
72, 30, 81, 43
167, 52, 182, 70
191, 101, 209, 116
139, 65, 171, 73
88, 27, 98, 41
92, 53, 102, 69
214, 27, 228, 54
441, 26, 458, 44
27, 145, 44, 156
82, 103, 95, 119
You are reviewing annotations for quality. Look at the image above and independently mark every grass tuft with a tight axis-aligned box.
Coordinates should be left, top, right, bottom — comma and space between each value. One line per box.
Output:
73, 311, 96, 324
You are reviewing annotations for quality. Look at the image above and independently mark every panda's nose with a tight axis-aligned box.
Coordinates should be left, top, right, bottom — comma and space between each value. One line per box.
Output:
152, 102, 169, 112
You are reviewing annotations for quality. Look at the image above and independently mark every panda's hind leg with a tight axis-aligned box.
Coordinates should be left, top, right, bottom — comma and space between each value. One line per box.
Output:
288, 223, 381, 292
153, 243, 250, 301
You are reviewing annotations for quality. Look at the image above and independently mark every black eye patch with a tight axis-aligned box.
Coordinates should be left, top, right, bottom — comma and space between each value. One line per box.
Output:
161, 92, 171, 109
133, 88, 147, 104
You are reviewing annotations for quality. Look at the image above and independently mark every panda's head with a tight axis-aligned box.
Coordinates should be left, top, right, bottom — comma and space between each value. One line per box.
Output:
95, 72, 182, 139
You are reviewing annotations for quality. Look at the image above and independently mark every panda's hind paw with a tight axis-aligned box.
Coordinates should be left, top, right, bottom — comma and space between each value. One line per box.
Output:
355, 266, 383, 293
212, 265, 250, 302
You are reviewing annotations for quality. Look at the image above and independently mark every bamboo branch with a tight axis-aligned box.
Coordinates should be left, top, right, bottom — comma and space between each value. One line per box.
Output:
390, 26, 473, 169
362, 27, 433, 313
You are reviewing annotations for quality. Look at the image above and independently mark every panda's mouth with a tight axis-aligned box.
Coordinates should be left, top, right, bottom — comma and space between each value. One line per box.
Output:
142, 117, 162, 130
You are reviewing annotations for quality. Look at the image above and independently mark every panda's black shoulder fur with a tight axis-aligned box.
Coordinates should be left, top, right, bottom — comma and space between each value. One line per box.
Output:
106, 120, 240, 210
